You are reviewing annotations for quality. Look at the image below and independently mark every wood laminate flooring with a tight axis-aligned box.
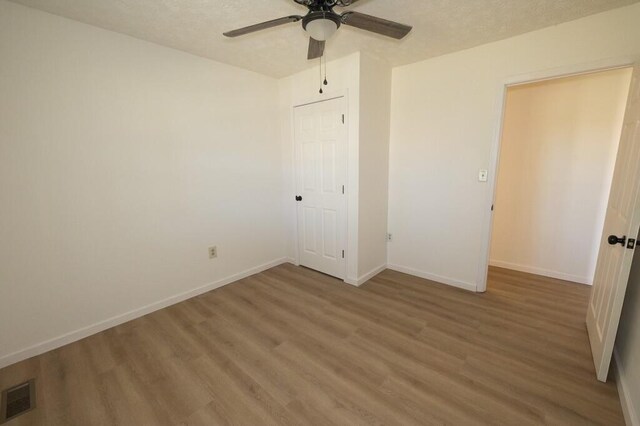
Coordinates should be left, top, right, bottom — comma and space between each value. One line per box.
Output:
0, 264, 624, 425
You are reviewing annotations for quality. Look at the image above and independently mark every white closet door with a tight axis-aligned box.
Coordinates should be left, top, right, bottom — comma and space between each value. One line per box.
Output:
294, 97, 347, 279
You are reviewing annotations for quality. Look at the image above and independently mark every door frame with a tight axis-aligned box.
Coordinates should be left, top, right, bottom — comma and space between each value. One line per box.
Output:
290, 90, 352, 282
476, 56, 639, 293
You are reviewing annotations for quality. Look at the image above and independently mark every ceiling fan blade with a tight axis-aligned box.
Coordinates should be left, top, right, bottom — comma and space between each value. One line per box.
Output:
307, 38, 325, 60
223, 15, 302, 37
341, 12, 412, 39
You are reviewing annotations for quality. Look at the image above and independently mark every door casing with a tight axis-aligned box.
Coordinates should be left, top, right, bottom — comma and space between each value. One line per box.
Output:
477, 57, 638, 293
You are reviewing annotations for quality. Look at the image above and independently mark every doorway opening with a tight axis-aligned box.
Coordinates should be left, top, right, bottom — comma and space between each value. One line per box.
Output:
483, 64, 640, 381
487, 67, 632, 288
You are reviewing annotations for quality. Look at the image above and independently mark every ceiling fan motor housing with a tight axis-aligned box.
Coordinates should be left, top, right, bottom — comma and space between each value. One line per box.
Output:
295, 0, 354, 9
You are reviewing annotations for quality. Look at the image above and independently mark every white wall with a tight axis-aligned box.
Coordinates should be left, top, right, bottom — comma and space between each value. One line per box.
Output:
358, 53, 391, 280
490, 69, 631, 285
278, 53, 361, 284
387, 3, 640, 292
616, 240, 640, 425
0, 1, 284, 367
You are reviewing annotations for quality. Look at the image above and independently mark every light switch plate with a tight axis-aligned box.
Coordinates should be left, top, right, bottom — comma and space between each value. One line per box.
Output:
478, 169, 488, 182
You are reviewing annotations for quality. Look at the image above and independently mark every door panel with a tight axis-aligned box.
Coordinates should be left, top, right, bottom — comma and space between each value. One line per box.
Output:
587, 65, 640, 382
294, 98, 347, 279
322, 208, 338, 259
302, 207, 317, 254
322, 143, 337, 193
302, 143, 317, 191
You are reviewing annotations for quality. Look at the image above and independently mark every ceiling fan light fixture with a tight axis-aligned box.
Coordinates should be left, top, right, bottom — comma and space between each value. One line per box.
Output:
306, 18, 338, 41
303, 13, 341, 41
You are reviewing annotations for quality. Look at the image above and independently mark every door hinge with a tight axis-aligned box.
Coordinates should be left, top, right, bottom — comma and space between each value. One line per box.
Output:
342, 250, 345, 259
342, 185, 345, 194
342, 114, 345, 124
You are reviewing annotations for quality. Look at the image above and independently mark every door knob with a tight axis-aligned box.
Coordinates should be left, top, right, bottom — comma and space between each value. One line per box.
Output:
608, 235, 626, 246
295, 195, 302, 201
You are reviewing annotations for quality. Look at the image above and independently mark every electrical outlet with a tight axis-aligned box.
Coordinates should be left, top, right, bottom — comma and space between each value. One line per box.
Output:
387, 233, 393, 242
208, 246, 217, 259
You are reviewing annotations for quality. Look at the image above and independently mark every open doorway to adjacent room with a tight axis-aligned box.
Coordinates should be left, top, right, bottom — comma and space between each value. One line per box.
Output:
487, 67, 633, 290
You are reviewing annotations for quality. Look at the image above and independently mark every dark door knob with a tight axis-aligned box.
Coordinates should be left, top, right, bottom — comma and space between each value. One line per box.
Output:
608, 235, 626, 246
295, 195, 302, 202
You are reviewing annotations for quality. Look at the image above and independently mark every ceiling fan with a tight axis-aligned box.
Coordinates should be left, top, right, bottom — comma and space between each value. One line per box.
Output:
223, 0, 413, 60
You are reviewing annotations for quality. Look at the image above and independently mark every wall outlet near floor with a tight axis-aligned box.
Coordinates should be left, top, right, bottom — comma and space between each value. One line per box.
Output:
208, 246, 217, 259
387, 233, 393, 242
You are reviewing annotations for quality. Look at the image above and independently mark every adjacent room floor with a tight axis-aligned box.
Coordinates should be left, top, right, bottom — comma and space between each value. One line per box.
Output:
0, 265, 624, 425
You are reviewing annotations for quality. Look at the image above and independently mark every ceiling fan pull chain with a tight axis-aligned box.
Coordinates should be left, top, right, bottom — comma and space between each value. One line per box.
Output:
319, 54, 324, 94
323, 52, 328, 86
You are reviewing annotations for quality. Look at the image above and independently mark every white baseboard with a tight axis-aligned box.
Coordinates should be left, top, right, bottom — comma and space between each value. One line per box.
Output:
489, 259, 592, 285
386, 264, 477, 292
0, 257, 291, 369
614, 349, 640, 426
347, 264, 387, 286
344, 277, 358, 286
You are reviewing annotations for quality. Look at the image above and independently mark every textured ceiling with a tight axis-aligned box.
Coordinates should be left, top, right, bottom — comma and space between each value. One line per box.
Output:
9, 0, 639, 78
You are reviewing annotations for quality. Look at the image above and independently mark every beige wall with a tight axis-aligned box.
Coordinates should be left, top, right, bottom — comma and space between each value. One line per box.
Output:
490, 69, 632, 284
0, 2, 284, 367
387, 3, 640, 291
358, 53, 392, 280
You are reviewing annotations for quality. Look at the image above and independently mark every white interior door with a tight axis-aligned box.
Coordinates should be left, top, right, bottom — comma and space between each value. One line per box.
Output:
294, 97, 347, 279
587, 65, 640, 382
